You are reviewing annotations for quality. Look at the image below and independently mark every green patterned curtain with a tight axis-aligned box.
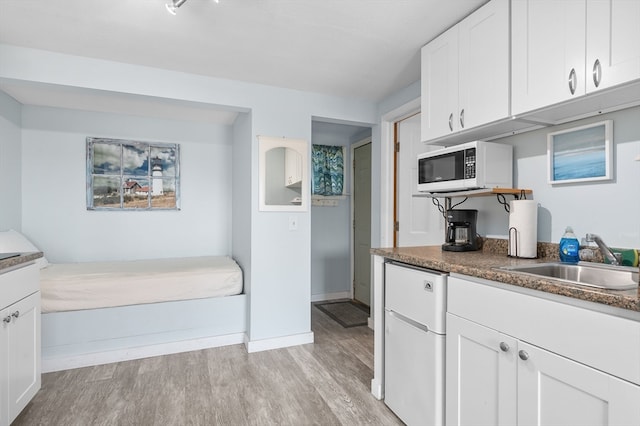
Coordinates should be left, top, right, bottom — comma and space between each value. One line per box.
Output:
312, 144, 344, 196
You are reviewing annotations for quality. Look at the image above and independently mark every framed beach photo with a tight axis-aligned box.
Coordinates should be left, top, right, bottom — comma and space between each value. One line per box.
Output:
547, 120, 613, 185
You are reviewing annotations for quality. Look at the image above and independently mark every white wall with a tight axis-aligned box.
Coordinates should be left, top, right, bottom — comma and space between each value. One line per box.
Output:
0, 91, 22, 231
439, 106, 640, 249
20, 106, 233, 263
231, 112, 252, 329
0, 44, 378, 345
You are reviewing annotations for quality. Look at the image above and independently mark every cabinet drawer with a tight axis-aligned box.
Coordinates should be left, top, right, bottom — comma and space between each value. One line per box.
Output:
0, 263, 39, 309
385, 262, 447, 333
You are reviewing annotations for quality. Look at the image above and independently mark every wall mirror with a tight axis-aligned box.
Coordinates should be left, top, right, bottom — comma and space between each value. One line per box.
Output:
258, 136, 309, 211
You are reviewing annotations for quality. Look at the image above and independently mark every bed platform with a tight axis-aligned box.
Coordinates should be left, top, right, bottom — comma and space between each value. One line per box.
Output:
40, 255, 246, 372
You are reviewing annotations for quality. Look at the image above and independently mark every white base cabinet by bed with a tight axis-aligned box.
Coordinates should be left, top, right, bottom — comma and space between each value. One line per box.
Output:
0, 262, 41, 426
446, 275, 640, 426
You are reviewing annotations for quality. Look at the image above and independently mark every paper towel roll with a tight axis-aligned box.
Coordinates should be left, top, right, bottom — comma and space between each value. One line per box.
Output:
508, 200, 538, 258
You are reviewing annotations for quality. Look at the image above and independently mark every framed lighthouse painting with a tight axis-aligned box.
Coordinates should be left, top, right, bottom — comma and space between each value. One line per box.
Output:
86, 137, 181, 210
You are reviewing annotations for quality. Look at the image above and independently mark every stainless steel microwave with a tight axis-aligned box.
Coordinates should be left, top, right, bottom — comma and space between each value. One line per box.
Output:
417, 141, 513, 193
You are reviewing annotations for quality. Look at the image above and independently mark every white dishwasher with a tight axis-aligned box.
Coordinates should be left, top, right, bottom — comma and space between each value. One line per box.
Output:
384, 261, 447, 426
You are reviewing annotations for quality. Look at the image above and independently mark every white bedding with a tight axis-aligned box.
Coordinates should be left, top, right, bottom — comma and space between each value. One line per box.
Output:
40, 256, 243, 313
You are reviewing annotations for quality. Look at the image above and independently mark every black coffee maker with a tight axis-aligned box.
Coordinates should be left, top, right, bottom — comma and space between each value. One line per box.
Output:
442, 209, 479, 252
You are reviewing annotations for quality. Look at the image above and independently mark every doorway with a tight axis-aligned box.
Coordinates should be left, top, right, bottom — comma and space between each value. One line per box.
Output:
310, 121, 371, 303
394, 113, 443, 247
352, 139, 372, 306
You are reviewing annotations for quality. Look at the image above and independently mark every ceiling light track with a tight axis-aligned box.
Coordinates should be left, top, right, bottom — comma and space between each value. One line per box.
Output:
166, 0, 219, 15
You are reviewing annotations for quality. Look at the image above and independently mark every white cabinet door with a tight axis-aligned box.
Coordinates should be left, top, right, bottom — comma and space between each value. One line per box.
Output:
458, 0, 510, 130
586, 0, 640, 92
0, 307, 8, 426
422, 0, 510, 142
7, 292, 41, 425
511, 0, 587, 115
446, 313, 517, 426
284, 148, 302, 187
421, 25, 459, 141
517, 341, 640, 426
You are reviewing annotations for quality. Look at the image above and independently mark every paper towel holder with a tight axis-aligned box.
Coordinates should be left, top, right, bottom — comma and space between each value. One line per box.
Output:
508, 226, 538, 259
508, 227, 518, 257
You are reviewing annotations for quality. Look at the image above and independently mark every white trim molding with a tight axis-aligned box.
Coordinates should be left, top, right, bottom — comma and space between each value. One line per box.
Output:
310, 291, 351, 302
42, 332, 246, 373
244, 331, 315, 353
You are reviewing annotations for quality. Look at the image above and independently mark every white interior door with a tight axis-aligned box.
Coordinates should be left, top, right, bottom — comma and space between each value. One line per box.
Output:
396, 113, 444, 247
353, 142, 371, 306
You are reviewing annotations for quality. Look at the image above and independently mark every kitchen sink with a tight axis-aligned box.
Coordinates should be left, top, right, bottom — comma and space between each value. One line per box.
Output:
499, 262, 639, 290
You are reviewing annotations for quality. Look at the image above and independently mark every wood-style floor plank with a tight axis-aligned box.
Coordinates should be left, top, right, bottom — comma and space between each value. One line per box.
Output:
13, 303, 401, 426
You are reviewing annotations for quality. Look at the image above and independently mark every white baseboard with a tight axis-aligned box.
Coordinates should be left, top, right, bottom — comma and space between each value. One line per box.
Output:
245, 331, 314, 353
371, 378, 384, 400
310, 291, 351, 302
42, 332, 246, 373
368, 317, 374, 330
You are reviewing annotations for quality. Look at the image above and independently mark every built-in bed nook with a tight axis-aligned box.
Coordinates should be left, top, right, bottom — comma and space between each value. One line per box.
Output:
40, 255, 245, 372
1, 230, 246, 373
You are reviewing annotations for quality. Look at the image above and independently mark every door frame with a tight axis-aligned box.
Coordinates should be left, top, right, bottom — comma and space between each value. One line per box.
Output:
379, 97, 421, 249
350, 136, 372, 304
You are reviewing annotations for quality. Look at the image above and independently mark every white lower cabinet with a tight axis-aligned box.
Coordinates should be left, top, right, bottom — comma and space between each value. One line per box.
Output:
446, 275, 640, 426
446, 313, 516, 426
0, 263, 41, 426
517, 341, 640, 426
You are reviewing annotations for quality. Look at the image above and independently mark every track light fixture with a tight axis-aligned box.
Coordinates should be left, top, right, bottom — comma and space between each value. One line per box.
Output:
165, 0, 188, 15
166, 0, 218, 15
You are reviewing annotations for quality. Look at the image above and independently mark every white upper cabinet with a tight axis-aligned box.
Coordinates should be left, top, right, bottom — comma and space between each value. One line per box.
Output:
421, 26, 458, 141
458, 0, 510, 131
512, 0, 640, 116
586, 0, 640, 92
421, 0, 509, 142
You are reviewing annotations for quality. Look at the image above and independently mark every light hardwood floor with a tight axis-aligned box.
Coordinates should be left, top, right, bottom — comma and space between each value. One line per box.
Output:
14, 303, 402, 425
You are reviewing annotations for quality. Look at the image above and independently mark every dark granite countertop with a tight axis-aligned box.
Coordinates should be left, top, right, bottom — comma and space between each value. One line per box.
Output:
0, 252, 43, 271
371, 245, 640, 313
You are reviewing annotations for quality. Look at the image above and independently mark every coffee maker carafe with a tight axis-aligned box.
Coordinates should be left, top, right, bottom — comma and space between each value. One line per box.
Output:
442, 209, 479, 252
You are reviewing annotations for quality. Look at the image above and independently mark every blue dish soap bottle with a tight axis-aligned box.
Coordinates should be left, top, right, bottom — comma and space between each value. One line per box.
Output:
559, 226, 580, 263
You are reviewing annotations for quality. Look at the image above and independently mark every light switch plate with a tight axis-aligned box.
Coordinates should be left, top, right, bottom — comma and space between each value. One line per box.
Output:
288, 215, 298, 231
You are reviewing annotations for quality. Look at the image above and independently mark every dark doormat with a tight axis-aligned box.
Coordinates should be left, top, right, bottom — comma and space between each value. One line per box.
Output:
314, 301, 370, 328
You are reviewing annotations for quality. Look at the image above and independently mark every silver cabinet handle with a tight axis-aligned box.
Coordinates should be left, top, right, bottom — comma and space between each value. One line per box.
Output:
568, 68, 577, 95
518, 350, 529, 360
448, 113, 453, 131
593, 59, 602, 88
12, 311, 19, 319
499, 342, 510, 352
3, 316, 11, 324
459, 109, 465, 129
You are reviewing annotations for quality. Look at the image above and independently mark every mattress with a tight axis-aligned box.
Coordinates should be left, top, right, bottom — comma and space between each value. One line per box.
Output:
40, 256, 243, 313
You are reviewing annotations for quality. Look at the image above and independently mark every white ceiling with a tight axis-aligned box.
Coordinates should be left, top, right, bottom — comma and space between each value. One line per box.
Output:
0, 0, 486, 124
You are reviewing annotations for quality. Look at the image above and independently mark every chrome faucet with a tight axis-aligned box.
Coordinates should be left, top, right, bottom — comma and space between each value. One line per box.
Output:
585, 233, 621, 266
